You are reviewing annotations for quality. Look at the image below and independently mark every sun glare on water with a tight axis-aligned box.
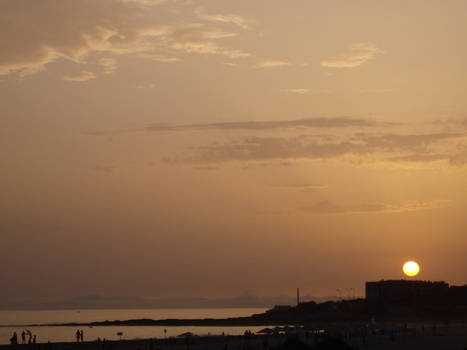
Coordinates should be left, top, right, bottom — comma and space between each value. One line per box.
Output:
403, 261, 420, 277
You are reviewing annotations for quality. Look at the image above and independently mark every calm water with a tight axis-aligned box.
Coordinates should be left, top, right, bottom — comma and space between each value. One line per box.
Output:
0, 308, 267, 345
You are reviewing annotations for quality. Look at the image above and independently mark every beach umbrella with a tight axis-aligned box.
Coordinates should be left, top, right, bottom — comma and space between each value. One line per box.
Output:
176, 332, 194, 338
257, 328, 274, 334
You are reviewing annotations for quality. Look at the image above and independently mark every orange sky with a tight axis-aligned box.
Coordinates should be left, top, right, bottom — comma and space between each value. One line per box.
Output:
1, 0, 467, 304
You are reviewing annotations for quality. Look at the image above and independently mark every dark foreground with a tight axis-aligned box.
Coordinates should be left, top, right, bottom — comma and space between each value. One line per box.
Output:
2, 325, 467, 350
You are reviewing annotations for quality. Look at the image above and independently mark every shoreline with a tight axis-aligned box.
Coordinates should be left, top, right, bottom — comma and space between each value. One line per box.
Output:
0, 318, 282, 329
2, 325, 467, 350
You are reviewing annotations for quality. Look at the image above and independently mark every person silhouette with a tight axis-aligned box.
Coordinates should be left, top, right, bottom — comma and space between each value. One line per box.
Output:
10, 332, 18, 345
33, 335, 37, 344
76, 329, 80, 342
80, 330, 84, 342
21, 331, 26, 344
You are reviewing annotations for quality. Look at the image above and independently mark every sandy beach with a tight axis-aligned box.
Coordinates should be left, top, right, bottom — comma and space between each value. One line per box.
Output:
2, 325, 467, 350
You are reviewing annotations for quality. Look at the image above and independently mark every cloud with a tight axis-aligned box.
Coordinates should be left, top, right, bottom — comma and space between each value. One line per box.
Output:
136, 83, 156, 89
171, 41, 250, 59
145, 117, 381, 132
167, 24, 250, 59
99, 58, 118, 74
303, 199, 451, 215
281, 89, 309, 94
0, 0, 142, 76
88, 114, 467, 167
320, 43, 383, 68
361, 132, 465, 151
433, 117, 467, 129
388, 151, 467, 166
201, 31, 237, 39
387, 154, 448, 163
0, 0, 250, 78
62, 71, 96, 82
257, 60, 290, 68
271, 183, 328, 191
138, 53, 181, 63
197, 12, 250, 29
165, 132, 466, 165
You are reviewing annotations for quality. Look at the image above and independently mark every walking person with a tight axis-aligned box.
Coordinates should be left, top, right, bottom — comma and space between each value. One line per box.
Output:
21, 331, 26, 344
10, 332, 18, 345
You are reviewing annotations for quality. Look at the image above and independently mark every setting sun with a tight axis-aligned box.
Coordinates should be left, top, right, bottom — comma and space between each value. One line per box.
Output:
403, 261, 420, 277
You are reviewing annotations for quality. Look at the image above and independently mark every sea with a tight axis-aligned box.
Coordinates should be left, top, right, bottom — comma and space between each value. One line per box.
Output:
0, 308, 268, 345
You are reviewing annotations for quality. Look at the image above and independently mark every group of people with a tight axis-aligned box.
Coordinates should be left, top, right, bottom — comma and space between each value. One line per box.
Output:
9, 331, 37, 345
75, 330, 85, 342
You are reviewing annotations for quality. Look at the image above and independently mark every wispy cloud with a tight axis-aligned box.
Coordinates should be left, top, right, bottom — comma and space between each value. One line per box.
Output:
136, 83, 156, 89
201, 31, 237, 39
433, 117, 467, 129
271, 183, 328, 191
197, 12, 250, 29
257, 60, 290, 68
387, 152, 467, 166
165, 132, 467, 165
138, 53, 181, 63
167, 24, 250, 58
172, 41, 250, 59
99, 58, 118, 74
303, 199, 451, 215
0, 0, 143, 77
62, 71, 96, 82
281, 89, 309, 94
321, 43, 383, 68
145, 117, 384, 132
0, 0, 250, 78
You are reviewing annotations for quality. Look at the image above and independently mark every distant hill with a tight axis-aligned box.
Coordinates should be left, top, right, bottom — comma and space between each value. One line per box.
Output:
0, 294, 340, 310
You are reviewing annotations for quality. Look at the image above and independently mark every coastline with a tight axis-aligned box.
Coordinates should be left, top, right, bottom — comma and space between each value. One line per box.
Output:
2, 325, 467, 350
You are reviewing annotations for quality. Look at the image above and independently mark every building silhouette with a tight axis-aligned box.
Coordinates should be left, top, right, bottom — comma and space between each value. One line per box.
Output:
365, 279, 467, 305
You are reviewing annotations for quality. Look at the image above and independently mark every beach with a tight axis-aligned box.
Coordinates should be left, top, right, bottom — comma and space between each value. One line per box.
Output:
2, 325, 467, 350
0, 309, 267, 345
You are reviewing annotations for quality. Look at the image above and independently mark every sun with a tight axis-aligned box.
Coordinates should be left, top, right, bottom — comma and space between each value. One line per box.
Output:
403, 261, 420, 277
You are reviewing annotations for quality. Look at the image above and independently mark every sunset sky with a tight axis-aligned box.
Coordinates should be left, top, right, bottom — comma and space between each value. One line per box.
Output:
1, 0, 467, 305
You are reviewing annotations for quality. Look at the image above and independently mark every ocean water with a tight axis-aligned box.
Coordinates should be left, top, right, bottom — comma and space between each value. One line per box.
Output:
0, 308, 268, 345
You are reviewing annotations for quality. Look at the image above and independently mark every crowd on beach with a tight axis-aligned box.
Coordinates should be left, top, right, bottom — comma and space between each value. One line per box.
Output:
9, 331, 37, 345
9, 329, 86, 346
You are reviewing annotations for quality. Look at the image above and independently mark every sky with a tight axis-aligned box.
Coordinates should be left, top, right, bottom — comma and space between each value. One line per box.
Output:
1, 0, 467, 306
